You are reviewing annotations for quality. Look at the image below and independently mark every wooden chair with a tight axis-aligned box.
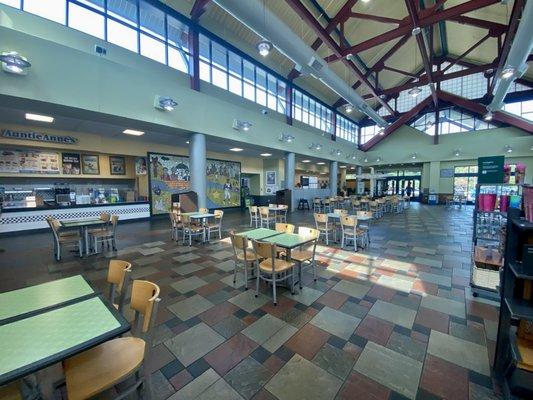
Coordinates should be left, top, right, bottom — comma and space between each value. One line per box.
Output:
229, 231, 259, 290
199, 207, 209, 214
88, 212, 111, 236
91, 215, 119, 253
252, 240, 297, 305
64, 280, 161, 400
47, 218, 82, 260
249, 206, 260, 228
275, 223, 295, 234
182, 214, 204, 246
323, 198, 332, 213
369, 201, 380, 218
0, 382, 22, 400
356, 211, 372, 245
206, 210, 224, 241
259, 206, 274, 228
107, 260, 132, 313
352, 199, 361, 212
169, 211, 183, 241
276, 205, 288, 223
291, 227, 319, 286
313, 198, 322, 213
314, 213, 334, 245
340, 215, 366, 251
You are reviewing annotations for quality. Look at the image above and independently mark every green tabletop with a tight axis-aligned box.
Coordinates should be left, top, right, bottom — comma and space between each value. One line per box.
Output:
237, 228, 280, 240
181, 212, 215, 218
0, 275, 95, 323
263, 233, 315, 249
0, 296, 129, 385
61, 218, 105, 228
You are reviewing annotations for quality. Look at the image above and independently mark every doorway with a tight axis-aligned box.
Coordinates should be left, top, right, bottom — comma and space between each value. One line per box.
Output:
385, 176, 421, 201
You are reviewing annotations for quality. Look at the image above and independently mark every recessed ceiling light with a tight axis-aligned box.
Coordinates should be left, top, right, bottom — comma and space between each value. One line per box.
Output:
339, 165, 347, 168
25, 113, 54, 123
317, 162, 325, 165
302, 159, 311, 163
260, 153, 272, 157
123, 129, 145, 136
344, 104, 354, 113
230, 147, 243, 152
186, 140, 190, 144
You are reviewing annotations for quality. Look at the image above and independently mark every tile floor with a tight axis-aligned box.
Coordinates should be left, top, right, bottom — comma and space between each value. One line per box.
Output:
0, 204, 502, 400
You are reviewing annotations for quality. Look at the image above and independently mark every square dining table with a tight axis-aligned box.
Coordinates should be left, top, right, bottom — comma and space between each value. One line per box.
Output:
236, 228, 280, 241
60, 218, 107, 256
0, 296, 129, 387
0, 275, 95, 325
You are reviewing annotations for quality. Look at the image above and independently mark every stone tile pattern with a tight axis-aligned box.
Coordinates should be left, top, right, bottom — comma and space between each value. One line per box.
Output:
0, 204, 502, 400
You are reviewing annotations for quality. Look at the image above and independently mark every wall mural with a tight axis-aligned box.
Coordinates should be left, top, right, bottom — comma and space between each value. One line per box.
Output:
206, 159, 241, 208
148, 153, 190, 215
148, 153, 241, 215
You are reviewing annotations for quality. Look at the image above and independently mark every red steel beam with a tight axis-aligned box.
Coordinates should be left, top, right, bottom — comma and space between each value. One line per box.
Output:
447, 15, 506, 35
405, 0, 438, 106
285, 0, 394, 114
383, 65, 419, 78
488, 0, 525, 95
190, 0, 211, 21
361, 96, 433, 150
438, 90, 533, 133
441, 33, 491, 73
332, 34, 411, 108
348, 12, 402, 25
327, 0, 499, 61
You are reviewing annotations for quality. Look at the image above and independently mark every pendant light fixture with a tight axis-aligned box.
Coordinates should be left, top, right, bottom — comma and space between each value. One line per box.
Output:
256, 1, 272, 57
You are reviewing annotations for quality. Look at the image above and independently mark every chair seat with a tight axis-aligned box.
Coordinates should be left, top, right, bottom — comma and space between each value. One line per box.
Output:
58, 235, 81, 243
236, 250, 258, 262
516, 337, 533, 373
90, 230, 113, 238
206, 222, 221, 228
259, 258, 295, 273
185, 226, 204, 232
59, 230, 79, 238
291, 249, 313, 262
64, 337, 145, 400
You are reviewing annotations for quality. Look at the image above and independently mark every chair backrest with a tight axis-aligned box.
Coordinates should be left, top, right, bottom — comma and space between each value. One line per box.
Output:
110, 215, 119, 234
249, 205, 258, 215
199, 207, 209, 214
230, 231, 248, 251
259, 207, 270, 217
214, 210, 224, 220
313, 198, 321, 204
100, 212, 111, 222
275, 223, 295, 233
107, 260, 132, 311
268, 203, 276, 208
298, 226, 320, 240
334, 209, 347, 215
169, 212, 176, 227
314, 213, 327, 223
341, 215, 357, 228
181, 214, 191, 225
130, 280, 161, 336
252, 240, 276, 272
46, 217, 60, 241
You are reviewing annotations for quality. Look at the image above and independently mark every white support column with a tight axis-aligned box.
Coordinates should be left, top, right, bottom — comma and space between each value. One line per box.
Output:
189, 133, 207, 209
284, 152, 295, 210
330, 161, 338, 197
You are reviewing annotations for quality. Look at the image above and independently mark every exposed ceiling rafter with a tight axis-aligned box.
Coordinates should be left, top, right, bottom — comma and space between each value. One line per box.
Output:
190, 0, 211, 21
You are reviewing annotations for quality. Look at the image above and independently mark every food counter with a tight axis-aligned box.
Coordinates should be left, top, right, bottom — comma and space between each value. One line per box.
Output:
0, 201, 150, 233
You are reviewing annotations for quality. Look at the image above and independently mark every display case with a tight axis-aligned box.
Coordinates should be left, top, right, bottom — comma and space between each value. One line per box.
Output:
471, 183, 521, 298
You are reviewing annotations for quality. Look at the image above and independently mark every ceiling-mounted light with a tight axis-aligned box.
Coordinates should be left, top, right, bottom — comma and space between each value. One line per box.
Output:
378, 128, 385, 136
233, 119, 252, 132
483, 111, 493, 121
302, 159, 311, 163
505, 145, 513, 153
408, 86, 422, 98
229, 147, 243, 152
1, 51, 31, 75
123, 129, 145, 136
376, 157, 382, 162
309, 143, 322, 151
260, 153, 272, 157
25, 113, 54, 123
364, 158, 368, 163
412, 26, 421, 36
339, 165, 347, 168
453, 149, 460, 157
279, 133, 294, 143
411, 153, 417, 160
501, 67, 515, 80
330, 149, 342, 156
154, 95, 178, 111
344, 104, 354, 113
317, 162, 325, 165
256, 40, 272, 57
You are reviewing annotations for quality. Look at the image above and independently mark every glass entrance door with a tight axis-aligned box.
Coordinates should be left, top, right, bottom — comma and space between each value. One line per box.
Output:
385, 176, 421, 201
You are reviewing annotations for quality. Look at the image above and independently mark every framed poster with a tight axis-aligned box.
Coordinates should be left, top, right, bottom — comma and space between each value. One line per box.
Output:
62, 153, 81, 175
135, 157, 147, 175
266, 171, 276, 186
206, 159, 241, 208
109, 156, 126, 175
148, 152, 190, 215
440, 168, 454, 178
81, 154, 100, 175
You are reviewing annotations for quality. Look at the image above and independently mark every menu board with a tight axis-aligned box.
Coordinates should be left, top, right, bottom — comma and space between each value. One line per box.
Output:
0, 149, 60, 174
